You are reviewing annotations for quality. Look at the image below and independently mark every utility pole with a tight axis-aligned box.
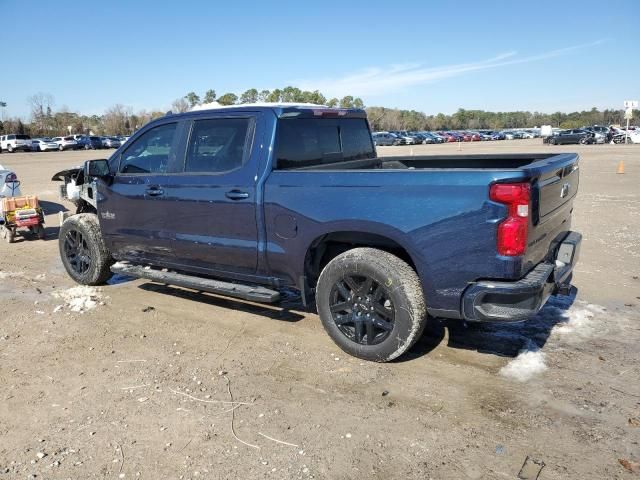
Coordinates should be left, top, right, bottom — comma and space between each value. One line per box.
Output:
623, 100, 638, 144
0, 101, 6, 121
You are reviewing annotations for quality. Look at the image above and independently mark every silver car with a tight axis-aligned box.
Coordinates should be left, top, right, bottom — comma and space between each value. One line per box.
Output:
102, 136, 122, 148
372, 132, 400, 146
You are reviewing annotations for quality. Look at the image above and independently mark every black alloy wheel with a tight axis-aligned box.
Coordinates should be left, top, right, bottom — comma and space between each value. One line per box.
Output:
63, 228, 92, 275
329, 274, 395, 346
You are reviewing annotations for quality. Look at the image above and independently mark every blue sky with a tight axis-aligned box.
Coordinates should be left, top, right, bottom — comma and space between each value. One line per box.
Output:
1, 0, 638, 119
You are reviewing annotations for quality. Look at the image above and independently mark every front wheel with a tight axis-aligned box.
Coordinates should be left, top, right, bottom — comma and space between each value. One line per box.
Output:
59, 214, 114, 285
316, 248, 427, 362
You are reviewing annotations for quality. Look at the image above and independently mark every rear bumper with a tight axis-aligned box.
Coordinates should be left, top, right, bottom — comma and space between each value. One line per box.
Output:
462, 231, 581, 322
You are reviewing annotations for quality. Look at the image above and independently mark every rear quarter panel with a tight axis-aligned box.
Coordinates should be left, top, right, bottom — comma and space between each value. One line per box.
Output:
264, 169, 530, 314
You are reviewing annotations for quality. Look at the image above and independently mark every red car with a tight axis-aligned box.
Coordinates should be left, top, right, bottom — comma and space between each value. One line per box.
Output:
466, 131, 481, 141
437, 131, 454, 142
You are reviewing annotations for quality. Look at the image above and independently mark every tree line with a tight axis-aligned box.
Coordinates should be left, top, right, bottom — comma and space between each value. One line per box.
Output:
172, 87, 364, 112
0, 90, 636, 138
366, 107, 638, 132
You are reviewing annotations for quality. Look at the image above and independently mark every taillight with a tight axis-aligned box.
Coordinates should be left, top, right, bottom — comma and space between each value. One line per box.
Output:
5, 172, 18, 184
490, 182, 530, 256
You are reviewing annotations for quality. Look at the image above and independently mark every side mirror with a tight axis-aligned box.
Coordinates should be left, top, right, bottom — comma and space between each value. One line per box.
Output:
85, 159, 111, 179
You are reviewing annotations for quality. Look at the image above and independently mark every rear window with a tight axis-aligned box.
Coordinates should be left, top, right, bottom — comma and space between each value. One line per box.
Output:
64, 136, 74, 141
276, 118, 375, 169
16, 135, 30, 140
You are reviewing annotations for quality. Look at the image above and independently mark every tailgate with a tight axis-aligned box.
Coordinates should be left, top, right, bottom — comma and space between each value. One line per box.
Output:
523, 154, 580, 269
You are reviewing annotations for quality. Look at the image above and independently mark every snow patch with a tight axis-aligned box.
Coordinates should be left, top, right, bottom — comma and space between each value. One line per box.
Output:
553, 303, 606, 338
499, 300, 607, 382
500, 343, 547, 382
53, 286, 103, 313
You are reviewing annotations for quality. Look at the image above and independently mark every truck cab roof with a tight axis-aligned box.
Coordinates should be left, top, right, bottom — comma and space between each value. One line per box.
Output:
170, 102, 367, 119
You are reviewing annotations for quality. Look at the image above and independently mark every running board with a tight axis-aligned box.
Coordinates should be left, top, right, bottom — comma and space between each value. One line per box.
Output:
110, 263, 280, 303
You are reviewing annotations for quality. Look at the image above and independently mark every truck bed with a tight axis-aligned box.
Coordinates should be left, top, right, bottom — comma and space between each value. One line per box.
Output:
289, 153, 570, 171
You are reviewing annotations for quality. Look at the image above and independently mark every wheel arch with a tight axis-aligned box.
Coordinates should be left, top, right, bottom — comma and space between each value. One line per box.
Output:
302, 229, 420, 293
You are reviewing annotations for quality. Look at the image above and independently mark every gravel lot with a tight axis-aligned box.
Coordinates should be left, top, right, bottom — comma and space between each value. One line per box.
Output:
0, 139, 638, 479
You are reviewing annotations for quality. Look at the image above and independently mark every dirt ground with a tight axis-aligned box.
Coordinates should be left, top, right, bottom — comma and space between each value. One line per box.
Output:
0, 139, 638, 479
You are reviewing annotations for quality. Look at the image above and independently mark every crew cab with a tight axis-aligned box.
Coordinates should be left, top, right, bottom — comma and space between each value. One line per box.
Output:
52, 104, 581, 362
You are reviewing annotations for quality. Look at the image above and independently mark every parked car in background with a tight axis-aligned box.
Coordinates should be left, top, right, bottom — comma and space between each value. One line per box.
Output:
31, 138, 60, 152
503, 131, 523, 140
582, 127, 606, 144
0, 165, 22, 197
437, 131, 457, 142
626, 130, 640, 144
423, 132, 445, 143
390, 132, 417, 145
51, 136, 79, 151
76, 136, 105, 150
1, 134, 32, 152
372, 132, 400, 146
118, 136, 131, 145
519, 130, 535, 139
548, 129, 594, 145
102, 136, 122, 148
465, 131, 481, 141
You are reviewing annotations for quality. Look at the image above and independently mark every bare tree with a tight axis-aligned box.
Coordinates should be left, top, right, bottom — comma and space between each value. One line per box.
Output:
171, 97, 189, 113
103, 104, 133, 135
28, 93, 54, 135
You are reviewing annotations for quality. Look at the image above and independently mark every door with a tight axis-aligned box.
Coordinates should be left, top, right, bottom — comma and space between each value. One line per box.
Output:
162, 115, 259, 275
98, 121, 182, 264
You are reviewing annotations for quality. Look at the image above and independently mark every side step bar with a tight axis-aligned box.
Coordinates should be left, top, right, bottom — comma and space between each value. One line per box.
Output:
111, 263, 280, 303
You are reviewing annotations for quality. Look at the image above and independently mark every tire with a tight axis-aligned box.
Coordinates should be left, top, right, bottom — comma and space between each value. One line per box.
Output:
2, 226, 15, 243
579, 137, 588, 145
58, 213, 114, 285
84, 144, 90, 150
35, 224, 46, 240
7, 145, 13, 153
316, 248, 427, 362
550, 137, 557, 145
59, 145, 64, 151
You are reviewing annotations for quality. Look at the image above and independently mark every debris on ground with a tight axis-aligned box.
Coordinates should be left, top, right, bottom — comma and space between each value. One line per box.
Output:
52, 286, 103, 312
619, 458, 640, 473
518, 456, 545, 479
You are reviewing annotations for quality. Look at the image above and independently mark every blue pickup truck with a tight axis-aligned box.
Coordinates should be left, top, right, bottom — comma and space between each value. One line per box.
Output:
52, 104, 581, 362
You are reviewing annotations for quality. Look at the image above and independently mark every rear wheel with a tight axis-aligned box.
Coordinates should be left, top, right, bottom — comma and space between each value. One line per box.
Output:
59, 214, 114, 285
59, 145, 64, 151
7, 145, 13, 153
34, 224, 46, 240
316, 248, 427, 362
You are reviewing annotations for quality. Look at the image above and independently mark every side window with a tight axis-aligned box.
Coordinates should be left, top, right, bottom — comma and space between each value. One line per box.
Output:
184, 118, 250, 173
119, 123, 177, 174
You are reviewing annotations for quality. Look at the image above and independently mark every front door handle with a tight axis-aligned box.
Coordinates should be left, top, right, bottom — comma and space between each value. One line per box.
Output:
225, 190, 249, 200
145, 187, 164, 197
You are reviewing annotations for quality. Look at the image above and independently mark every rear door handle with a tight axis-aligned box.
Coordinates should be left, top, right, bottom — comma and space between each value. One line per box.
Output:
225, 190, 250, 200
145, 187, 164, 197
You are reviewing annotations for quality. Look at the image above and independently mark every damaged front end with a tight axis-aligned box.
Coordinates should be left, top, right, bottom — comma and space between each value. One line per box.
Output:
51, 163, 100, 215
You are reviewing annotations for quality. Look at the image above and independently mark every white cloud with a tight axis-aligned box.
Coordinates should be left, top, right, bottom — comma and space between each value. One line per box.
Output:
295, 40, 605, 98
